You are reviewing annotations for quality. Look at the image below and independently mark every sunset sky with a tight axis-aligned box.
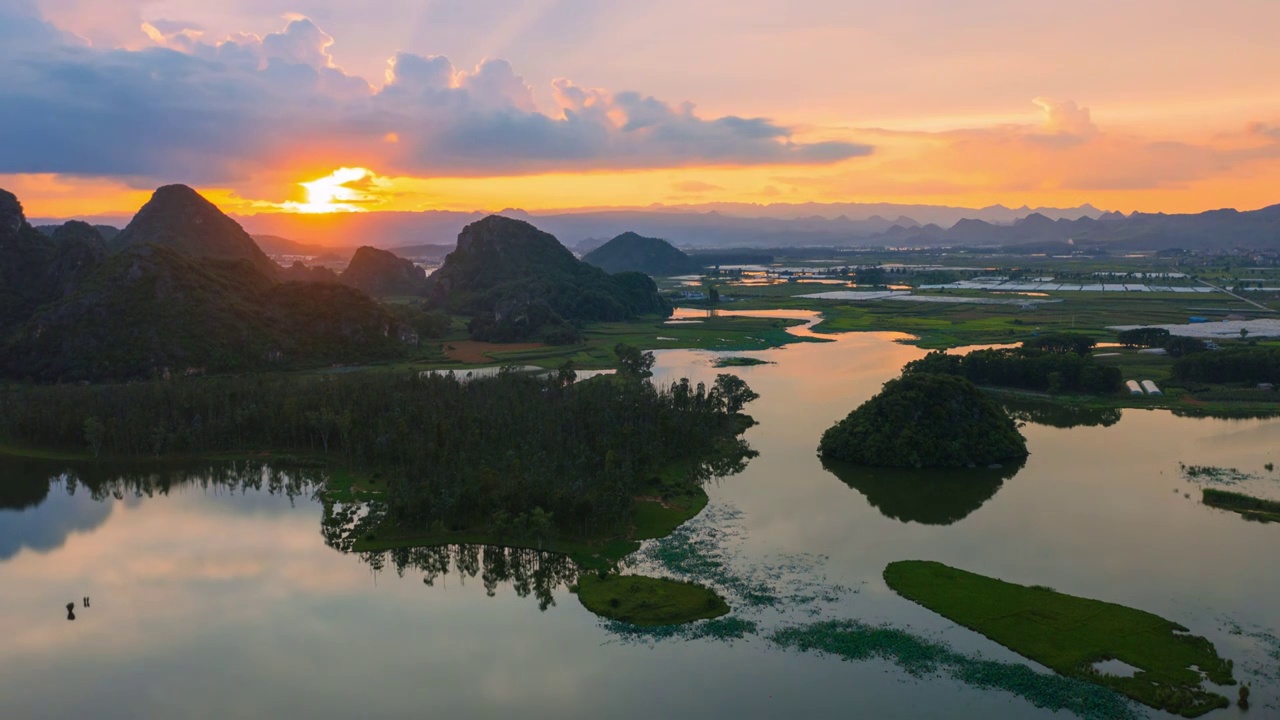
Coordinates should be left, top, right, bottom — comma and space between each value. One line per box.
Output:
3, 0, 1280, 218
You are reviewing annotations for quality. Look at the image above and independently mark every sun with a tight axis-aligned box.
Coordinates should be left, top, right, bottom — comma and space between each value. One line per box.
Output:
283, 167, 385, 213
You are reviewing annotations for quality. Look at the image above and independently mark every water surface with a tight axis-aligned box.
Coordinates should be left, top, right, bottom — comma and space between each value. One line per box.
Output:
2, 313, 1278, 719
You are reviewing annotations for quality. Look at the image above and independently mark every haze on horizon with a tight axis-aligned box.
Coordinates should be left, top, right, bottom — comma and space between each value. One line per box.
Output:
4, 0, 1280, 219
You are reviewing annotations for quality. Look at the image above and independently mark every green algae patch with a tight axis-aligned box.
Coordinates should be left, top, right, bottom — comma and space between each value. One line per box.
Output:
884, 560, 1235, 717
575, 574, 729, 626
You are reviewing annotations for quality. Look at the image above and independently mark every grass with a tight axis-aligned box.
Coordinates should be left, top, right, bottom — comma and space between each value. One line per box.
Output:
574, 574, 729, 626
1202, 488, 1280, 523
884, 560, 1236, 718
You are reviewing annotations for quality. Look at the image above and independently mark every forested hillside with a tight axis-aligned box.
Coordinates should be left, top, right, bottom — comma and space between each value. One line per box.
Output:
428, 215, 671, 342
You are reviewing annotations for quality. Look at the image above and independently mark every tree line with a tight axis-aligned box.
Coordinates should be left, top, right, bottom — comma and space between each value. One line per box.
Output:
0, 368, 758, 538
903, 346, 1122, 395
1173, 347, 1280, 384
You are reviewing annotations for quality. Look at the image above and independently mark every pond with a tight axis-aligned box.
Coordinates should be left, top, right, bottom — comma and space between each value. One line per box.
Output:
2, 311, 1278, 719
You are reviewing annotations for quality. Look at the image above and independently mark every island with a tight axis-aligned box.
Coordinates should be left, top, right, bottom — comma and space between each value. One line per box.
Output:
819, 373, 1028, 468
884, 560, 1236, 717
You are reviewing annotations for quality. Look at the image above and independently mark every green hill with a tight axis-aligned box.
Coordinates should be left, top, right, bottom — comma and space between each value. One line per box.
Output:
820, 373, 1028, 468
341, 246, 427, 297
112, 184, 280, 278
582, 231, 698, 276
428, 215, 671, 342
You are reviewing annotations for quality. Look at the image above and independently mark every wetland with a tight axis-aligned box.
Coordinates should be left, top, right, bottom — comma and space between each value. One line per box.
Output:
3, 310, 1280, 719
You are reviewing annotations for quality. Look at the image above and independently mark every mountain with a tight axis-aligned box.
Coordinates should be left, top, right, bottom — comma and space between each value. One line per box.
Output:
225, 203, 1104, 250
279, 261, 341, 284
4, 244, 412, 382
385, 243, 454, 261
879, 203, 1280, 250
36, 223, 120, 242
340, 246, 428, 297
582, 232, 700, 276
113, 185, 279, 277
1, 193, 107, 335
45, 221, 108, 298
428, 215, 670, 342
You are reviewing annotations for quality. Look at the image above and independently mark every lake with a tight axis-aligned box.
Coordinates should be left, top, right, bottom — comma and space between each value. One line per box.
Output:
2, 310, 1278, 719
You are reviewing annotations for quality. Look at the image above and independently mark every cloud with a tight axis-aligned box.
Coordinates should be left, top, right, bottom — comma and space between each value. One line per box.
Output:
0, 5, 871, 185
1031, 97, 1097, 138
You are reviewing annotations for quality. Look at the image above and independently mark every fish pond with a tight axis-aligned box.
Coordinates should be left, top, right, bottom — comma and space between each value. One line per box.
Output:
2, 309, 1279, 719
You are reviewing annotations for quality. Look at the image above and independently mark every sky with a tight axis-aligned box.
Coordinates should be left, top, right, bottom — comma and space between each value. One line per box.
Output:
3, 0, 1280, 218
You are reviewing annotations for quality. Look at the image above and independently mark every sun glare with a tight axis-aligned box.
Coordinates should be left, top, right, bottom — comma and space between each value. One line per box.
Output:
283, 167, 384, 213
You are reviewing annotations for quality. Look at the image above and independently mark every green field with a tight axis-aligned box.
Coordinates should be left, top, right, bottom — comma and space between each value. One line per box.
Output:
574, 574, 729, 626
884, 560, 1235, 717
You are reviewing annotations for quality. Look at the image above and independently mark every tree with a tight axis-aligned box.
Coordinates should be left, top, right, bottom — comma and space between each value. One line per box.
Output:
1164, 336, 1207, 358
708, 285, 720, 304
556, 360, 577, 388
528, 507, 554, 550
614, 343, 655, 378
712, 373, 760, 414
855, 266, 886, 286
83, 416, 105, 458
1117, 327, 1171, 348
1241, 328, 1250, 338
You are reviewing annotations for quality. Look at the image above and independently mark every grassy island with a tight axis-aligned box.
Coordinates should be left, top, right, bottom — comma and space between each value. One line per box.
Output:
1202, 488, 1280, 523
884, 560, 1236, 717
575, 574, 729, 626
712, 356, 773, 368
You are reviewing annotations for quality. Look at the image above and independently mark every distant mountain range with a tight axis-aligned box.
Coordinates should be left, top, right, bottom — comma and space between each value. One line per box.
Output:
29, 199, 1280, 253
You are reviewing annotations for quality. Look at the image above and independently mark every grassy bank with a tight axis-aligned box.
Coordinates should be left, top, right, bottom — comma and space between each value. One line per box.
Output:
1202, 488, 1280, 523
574, 574, 729, 626
884, 560, 1235, 718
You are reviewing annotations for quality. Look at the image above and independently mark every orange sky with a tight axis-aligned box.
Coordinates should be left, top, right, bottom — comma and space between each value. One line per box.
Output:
5, 1, 1280, 219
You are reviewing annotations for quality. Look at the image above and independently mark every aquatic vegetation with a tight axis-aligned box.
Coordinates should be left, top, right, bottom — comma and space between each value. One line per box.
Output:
712, 356, 773, 368
575, 574, 729, 626
885, 560, 1236, 717
1179, 463, 1259, 486
602, 616, 759, 643
619, 504, 1140, 720
769, 620, 1141, 720
1202, 488, 1280, 523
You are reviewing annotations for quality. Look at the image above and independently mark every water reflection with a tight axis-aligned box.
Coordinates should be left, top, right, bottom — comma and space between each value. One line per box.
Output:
999, 396, 1123, 429
821, 458, 1025, 525
367, 544, 579, 611
0, 458, 319, 564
